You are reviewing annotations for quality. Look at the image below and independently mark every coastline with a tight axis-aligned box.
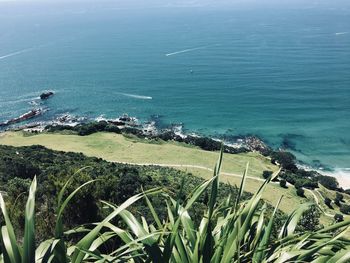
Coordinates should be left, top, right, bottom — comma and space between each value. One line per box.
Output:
325, 169, 350, 189
0, 111, 349, 190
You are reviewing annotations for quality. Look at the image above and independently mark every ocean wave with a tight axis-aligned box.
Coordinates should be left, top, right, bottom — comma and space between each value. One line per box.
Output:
119, 93, 153, 100
300, 163, 350, 189
323, 168, 350, 189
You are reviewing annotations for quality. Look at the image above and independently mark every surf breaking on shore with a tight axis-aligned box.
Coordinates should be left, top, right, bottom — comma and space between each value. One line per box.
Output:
0, 91, 349, 188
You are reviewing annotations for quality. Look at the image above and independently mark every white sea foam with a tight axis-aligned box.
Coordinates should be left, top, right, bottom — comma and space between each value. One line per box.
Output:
165, 45, 210, 56
335, 32, 348, 35
119, 93, 152, 100
323, 168, 350, 189
297, 164, 350, 189
95, 115, 107, 122
0, 47, 35, 61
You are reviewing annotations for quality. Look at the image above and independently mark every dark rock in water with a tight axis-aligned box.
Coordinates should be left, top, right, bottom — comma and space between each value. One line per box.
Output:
0, 109, 44, 127
281, 137, 297, 151
40, 91, 54, 100
279, 133, 305, 151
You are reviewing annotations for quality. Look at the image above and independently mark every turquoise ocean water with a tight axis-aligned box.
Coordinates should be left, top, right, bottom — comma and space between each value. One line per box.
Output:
0, 3, 349, 177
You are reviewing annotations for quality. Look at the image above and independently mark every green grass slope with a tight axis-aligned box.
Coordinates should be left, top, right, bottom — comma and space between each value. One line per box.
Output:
0, 131, 315, 216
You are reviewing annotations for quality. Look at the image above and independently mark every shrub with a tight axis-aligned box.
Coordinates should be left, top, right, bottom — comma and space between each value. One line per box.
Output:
336, 192, 344, 202
296, 205, 321, 232
317, 175, 339, 190
279, 179, 287, 188
324, 197, 332, 208
1, 157, 40, 180
294, 180, 304, 189
271, 151, 297, 172
340, 204, 350, 215
184, 136, 222, 151
105, 124, 121, 133
334, 198, 342, 207
262, 170, 273, 179
75, 121, 108, 136
296, 187, 305, 197
334, 213, 344, 222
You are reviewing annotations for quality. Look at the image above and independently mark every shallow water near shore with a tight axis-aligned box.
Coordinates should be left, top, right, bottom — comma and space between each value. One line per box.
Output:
0, 3, 349, 181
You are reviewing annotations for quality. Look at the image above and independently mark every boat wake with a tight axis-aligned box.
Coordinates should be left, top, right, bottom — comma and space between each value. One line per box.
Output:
165, 45, 211, 56
119, 93, 153, 100
0, 47, 35, 61
335, 32, 348, 36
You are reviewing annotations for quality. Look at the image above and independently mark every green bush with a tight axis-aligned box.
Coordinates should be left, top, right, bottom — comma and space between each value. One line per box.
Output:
318, 175, 339, 190
335, 198, 342, 207
336, 192, 344, 202
334, 213, 344, 222
340, 204, 350, 215
296, 187, 305, 197
271, 151, 297, 171
279, 179, 287, 188
262, 170, 273, 179
324, 197, 332, 208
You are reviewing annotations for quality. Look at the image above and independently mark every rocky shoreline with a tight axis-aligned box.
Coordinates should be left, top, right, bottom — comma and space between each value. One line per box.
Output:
43, 113, 271, 155
0, 93, 347, 190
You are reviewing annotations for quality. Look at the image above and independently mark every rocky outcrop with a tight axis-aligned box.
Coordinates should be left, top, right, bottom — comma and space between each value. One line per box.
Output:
0, 109, 43, 127
40, 91, 54, 100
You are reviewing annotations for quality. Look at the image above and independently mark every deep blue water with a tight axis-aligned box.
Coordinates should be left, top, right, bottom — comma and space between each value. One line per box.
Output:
0, 3, 349, 177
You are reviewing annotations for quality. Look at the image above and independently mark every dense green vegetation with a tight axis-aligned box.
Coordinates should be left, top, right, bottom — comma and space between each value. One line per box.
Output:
0, 145, 259, 243
1, 148, 350, 262
270, 150, 345, 193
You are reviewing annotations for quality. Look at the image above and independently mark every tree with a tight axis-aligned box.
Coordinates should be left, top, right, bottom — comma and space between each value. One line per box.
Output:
279, 179, 287, 188
294, 180, 304, 189
336, 192, 344, 202
324, 197, 332, 208
297, 205, 321, 232
340, 204, 350, 215
271, 151, 297, 172
334, 198, 342, 207
262, 170, 273, 179
334, 213, 344, 222
317, 175, 339, 191
296, 188, 305, 197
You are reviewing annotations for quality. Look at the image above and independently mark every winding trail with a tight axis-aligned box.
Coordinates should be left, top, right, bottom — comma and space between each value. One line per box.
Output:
119, 162, 265, 182
304, 189, 334, 218
119, 161, 339, 218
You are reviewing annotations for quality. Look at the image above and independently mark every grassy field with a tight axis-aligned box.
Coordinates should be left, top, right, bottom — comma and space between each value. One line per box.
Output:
0, 131, 331, 218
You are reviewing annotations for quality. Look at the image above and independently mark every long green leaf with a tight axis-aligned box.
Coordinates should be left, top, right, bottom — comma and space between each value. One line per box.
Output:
22, 176, 37, 263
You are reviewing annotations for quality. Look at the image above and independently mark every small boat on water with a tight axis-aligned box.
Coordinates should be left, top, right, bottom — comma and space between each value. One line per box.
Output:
0, 108, 44, 127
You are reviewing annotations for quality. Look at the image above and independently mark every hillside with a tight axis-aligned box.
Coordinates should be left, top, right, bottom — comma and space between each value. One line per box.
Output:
0, 131, 319, 215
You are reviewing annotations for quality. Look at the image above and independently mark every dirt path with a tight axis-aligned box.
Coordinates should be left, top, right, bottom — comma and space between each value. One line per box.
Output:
120, 161, 338, 219
118, 162, 265, 182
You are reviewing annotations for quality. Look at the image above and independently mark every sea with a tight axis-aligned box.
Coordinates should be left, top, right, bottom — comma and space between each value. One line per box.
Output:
0, 2, 349, 181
